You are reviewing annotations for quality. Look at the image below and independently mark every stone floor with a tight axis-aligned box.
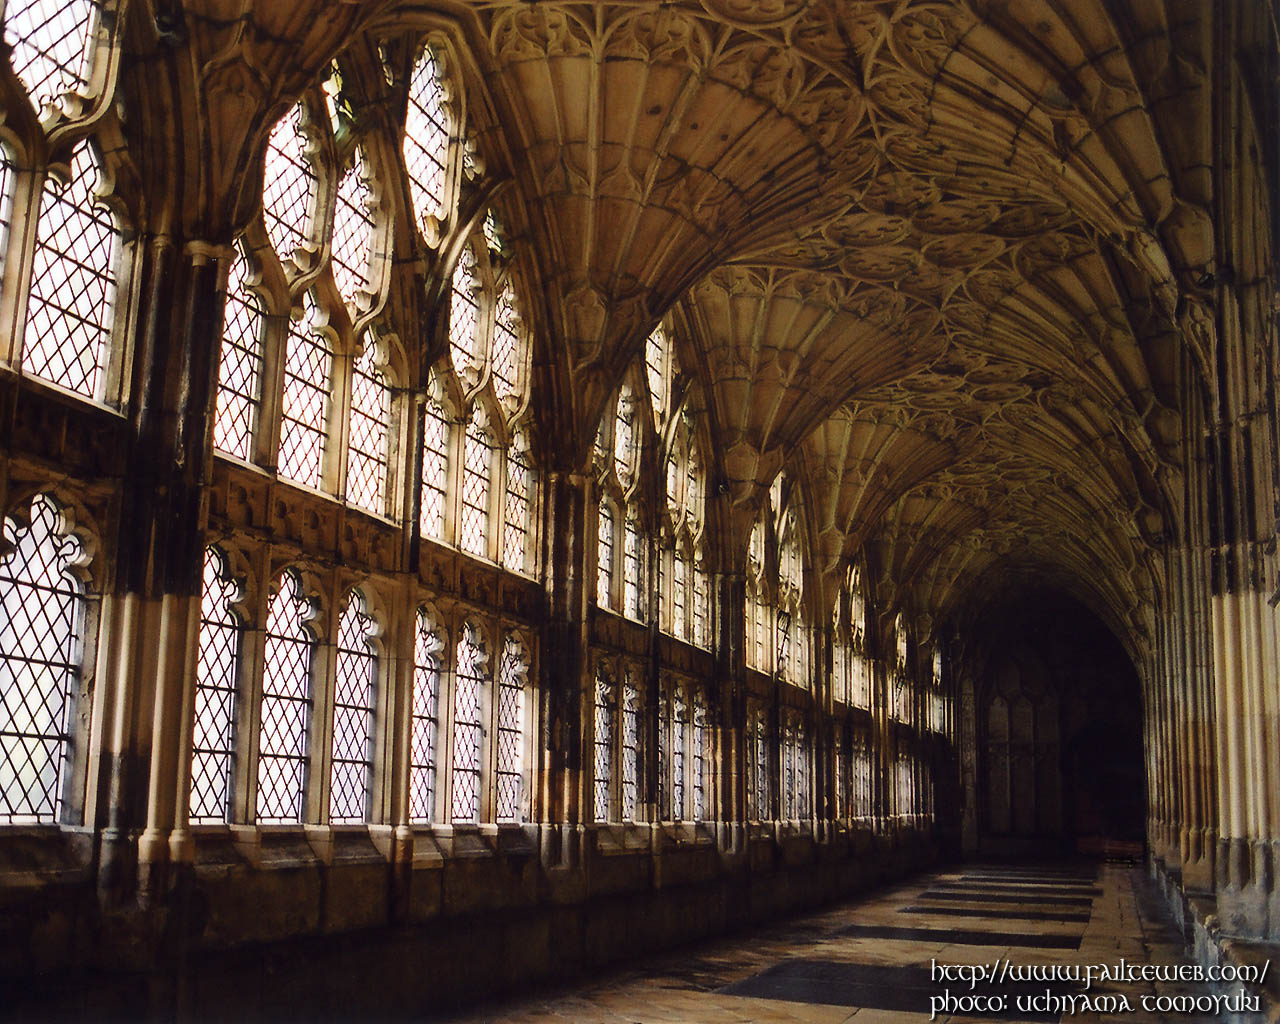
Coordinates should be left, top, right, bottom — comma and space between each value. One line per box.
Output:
451, 861, 1213, 1023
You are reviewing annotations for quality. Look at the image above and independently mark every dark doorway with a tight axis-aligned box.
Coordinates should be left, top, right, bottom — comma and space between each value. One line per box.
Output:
959, 594, 1145, 857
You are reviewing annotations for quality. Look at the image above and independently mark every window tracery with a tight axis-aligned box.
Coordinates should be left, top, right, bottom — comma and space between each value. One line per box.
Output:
0, 495, 85, 825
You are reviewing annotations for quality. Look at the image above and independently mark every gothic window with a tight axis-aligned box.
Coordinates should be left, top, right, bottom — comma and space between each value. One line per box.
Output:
449, 244, 480, 374
459, 413, 492, 557
4, 0, 98, 110
450, 622, 485, 823
213, 245, 264, 460
644, 324, 666, 424
692, 692, 707, 822
692, 565, 709, 649
410, 609, 441, 824
621, 670, 640, 821
0, 151, 11, 274
404, 45, 449, 232
671, 689, 686, 822
781, 718, 796, 820
593, 665, 614, 823
596, 500, 614, 609
263, 104, 315, 265
0, 495, 84, 824
613, 390, 636, 481
502, 440, 531, 572
781, 715, 808, 822
346, 341, 390, 513
420, 392, 449, 538
258, 571, 315, 824
622, 518, 643, 620
492, 284, 522, 404
330, 591, 376, 825
746, 705, 769, 821
278, 298, 332, 491
672, 549, 687, 638
495, 634, 526, 822
25, 138, 118, 400
854, 731, 872, 818
330, 149, 375, 307
656, 693, 670, 821
190, 547, 242, 825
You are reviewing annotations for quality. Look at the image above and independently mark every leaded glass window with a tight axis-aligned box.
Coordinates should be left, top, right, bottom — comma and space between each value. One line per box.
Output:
278, 299, 332, 490
692, 692, 707, 822
0, 150, 11, 277
213, 244, 264, 460
0, 495, 83, 824
410, 609, 441, 823
596, 501, 613, 609
621, 672, 639, 821
502, 443, 530, 572
449, 245, 479, 373
622, 518, 642, 620
25, 138, 117, 400
692, 566, 709, 649
495, 635, 526, 822
404, 45, 449, 232
492, 284, 521, 403
656, 694, 670, 821
4, 0, 97, 111
671, 690, 686, 822
330, 149, 375, 307
459, 414, 492, 557
672, 550, 687, 639
420, 394, 449, 538
258, 571, 314, 824
613, 393, 634, 481
645, 324, 665, 422
450, 622, 484, 823
592, 666, 613, 823
346, 342, 389, 513
190, 547, 241, 824
263, 104, 315, 264
330, 592, 376, 825
782, 718, 797, 820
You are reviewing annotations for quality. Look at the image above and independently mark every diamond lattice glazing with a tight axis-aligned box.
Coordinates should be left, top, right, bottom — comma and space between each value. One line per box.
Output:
4, 0, 95, 111
346, 343, 389, 513
189, 547, 241, 824
213, 245, 263, 461
410, 609, 440, 823
257, 572, 313, 824
0, 495, 82, 824
330, 593, 375, 825
25, 139, 116, 399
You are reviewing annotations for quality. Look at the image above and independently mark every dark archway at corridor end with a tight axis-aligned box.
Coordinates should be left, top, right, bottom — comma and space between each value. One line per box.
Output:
954, 592, 1145, 859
